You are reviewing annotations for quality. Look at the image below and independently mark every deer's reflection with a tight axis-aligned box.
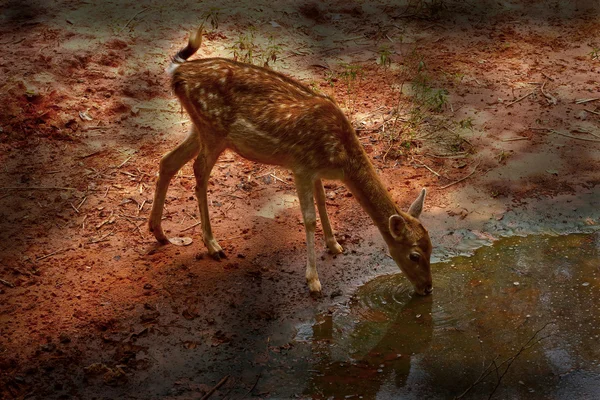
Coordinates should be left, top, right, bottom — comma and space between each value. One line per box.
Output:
305, 295, 434, 399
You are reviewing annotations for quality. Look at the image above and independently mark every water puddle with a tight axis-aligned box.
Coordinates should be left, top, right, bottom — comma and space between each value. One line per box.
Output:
289, 233, 600, 399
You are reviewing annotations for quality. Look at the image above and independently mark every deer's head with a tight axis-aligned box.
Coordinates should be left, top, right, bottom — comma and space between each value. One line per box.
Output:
387, 189, 433, 296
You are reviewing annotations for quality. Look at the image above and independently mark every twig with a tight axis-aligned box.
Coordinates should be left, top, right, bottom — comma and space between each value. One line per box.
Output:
382, 141, 395, 163
36, 247, 69, 261
116, 156, 132, 169
440, 162, 480, 189
0, 37, 25, 45
0, 278, 15, 288
200, 375, 229, 400
575, 98, 600, 104
181, 221, 202, 232
501, 136, 529, 142
77, 196, 87, 210
540, 81, 557, 105
454, 322, 553, 400
584, 108, 600, 116
96, 211, 115, 230
245, 373, 262, 398
90, 231, 114, 244
487, 323, 553, 399
573, 127, 600, 139
549, 130, 600, 142
269, 173, 290, 186
78, 150, 105, 159
118, 7, 150, 33
506, 91, 534, 106
425, 152, 468, 159
0, 186, 76, 191
419, 163, 441, 177
70, 202, 80, 214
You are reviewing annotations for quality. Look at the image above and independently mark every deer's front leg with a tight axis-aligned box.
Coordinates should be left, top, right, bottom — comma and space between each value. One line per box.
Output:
314, 179, 343, 255
149, 128, 200, 244
193, 145, 226, 260
294, 174, 321, 293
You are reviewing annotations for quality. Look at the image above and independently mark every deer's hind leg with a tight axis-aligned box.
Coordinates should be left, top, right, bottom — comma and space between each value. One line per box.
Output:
149, 127, 201, 243
193, 139, 227, 260
313, 179, 343, 254
294, 173, 321, 293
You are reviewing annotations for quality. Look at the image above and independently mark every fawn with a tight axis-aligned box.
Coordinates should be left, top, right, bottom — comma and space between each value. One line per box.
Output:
149, 26, 433, 295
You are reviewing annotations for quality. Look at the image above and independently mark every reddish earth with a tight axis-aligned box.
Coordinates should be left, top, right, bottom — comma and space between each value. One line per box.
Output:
1, 0, 599, 398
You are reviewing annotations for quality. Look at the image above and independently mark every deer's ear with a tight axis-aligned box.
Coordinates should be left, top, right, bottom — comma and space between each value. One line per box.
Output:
389, 214, 407, 240
407, 188, 426, 219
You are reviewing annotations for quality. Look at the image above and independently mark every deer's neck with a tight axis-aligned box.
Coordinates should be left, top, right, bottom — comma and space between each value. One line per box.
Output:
343, 147, 398, 245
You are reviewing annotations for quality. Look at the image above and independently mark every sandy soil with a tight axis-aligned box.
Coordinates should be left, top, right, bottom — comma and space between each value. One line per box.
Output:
1, 0, 599, 398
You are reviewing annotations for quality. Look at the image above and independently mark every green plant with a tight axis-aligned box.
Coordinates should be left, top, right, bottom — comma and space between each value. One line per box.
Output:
231, 26, 257, 64
411, 73, 448, 112
589, 46, 600, 60
262, 36, 282, 67
201, 7, 220, 30
497, 150, 511, 164
377, 46, 393, 69
324, 70, 336, 88
459, 117, 474, 130
338, 63, 364, 115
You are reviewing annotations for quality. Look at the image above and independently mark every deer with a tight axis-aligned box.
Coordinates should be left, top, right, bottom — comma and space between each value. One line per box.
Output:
149, 26, 433, 296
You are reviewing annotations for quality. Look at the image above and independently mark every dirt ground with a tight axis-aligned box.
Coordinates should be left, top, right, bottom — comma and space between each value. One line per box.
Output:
1, 0, 600, 398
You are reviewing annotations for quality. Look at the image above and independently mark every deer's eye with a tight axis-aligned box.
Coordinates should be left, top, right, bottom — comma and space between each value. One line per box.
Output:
409, 253, 421, 262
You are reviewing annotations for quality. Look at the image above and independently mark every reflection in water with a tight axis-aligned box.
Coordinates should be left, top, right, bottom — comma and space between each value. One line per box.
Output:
293, 233, 600, 399
306, 296, 433, 398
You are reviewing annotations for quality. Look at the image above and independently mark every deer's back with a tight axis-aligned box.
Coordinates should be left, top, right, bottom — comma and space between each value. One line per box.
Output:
172, 58, 358, 174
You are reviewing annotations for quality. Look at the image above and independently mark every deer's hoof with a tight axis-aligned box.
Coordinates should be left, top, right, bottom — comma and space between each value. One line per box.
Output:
328, 242, 344, 255
308, 279, 322, 294
210, 250, 227, 261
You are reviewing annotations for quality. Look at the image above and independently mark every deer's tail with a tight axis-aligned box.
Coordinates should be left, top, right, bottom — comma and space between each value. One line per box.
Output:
166, 25, 204, 75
